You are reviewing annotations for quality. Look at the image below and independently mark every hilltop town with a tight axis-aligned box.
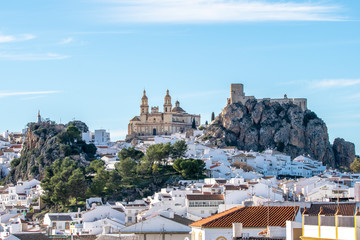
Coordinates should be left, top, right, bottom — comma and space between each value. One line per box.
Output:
0, 84, 358, 240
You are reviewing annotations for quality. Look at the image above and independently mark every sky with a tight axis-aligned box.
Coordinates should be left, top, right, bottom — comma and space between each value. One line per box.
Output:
0, 0, 359, 154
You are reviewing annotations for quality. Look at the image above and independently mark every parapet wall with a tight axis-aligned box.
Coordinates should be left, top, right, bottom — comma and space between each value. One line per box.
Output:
228, 83, 307, 111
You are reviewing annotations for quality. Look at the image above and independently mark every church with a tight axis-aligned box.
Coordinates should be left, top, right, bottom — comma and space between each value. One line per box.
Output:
127, 90, 200, 137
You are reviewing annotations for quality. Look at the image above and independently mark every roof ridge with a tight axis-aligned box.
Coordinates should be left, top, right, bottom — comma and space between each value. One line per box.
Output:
190, 206, 243, 227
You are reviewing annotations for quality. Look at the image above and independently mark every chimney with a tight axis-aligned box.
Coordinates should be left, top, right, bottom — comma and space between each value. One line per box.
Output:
232, 223, 242, 239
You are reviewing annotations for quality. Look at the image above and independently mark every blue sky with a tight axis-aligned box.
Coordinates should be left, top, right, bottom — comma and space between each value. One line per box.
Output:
0, 0, 359, 154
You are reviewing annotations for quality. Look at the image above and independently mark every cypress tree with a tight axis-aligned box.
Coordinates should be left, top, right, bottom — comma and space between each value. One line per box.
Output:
211, 112, 215, 121
192, 118, 196, 129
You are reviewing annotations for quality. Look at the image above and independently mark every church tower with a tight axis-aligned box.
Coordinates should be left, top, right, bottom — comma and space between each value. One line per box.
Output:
37, 110, 42, 123
163, 89, 172, 113
140, 90, 149, 115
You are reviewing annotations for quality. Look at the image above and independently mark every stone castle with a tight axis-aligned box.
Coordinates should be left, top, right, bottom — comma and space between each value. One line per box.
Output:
128, 90, 200, 137
227, 83, 307, 111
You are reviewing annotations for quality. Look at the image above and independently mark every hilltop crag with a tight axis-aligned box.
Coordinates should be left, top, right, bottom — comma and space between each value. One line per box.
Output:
203, 99, 355, 168
5, 121, 95, 183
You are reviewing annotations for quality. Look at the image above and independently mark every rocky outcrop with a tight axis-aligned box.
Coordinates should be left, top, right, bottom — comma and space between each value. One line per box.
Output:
333, 138, 356, 168
203, 100, 355, 168
5, 121, 95, 183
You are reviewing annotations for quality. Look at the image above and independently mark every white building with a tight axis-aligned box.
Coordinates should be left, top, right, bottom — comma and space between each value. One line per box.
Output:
120, 211, 193, 240
190, 205, 300, 240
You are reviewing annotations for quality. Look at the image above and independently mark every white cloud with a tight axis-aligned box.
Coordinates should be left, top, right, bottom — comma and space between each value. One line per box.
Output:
59, 37, 73, 44
0, 91, 60, 98
0, 33, 36, 43
348, 93, 360, 99
311, 79, 360, 88
99, 0, 344, 23
0, 52, 70, 61
71, 31, 134, 35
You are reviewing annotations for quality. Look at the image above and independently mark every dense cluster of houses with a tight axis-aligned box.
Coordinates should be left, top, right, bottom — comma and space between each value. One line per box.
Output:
0, 132, 24, 179
1, 172, 360, 239
1, 130, 359, 239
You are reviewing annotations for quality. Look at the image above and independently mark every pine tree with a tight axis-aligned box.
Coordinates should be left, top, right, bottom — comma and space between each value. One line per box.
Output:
192, 118, 196, 129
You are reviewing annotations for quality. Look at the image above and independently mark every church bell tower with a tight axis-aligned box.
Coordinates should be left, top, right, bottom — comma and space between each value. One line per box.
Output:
163, 90, 172, 113
140, 90, 149, 115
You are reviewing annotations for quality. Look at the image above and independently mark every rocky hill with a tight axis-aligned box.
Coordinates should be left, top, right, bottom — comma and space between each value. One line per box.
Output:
203, 99, 355, 168
5, 121, 96, 183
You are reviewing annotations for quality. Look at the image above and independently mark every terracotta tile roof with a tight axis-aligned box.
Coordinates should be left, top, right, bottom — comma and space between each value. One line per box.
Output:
186, 194, 224, 201
224, 185, 241, 191
12, 233, 50, 240
210, 164, 221, 169
203, 184, 220, 188
190, 206, 299, 228
215, 179, 227, 184
191, 207, 242, 228
305, 203, 356, 216
10, 145, 22, 148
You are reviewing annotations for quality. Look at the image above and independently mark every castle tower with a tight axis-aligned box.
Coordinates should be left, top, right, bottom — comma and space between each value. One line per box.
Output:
163, 89, 172, 113
230, 83, 245, 104
140, 90, 149, 115
37, 110, 41, 123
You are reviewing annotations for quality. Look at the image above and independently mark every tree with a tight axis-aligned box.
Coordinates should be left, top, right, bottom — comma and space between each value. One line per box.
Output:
192, 118, 196, 129
87, 159, 105, 173
146, 143, 171, 165
205, 120, 208, 125
350, 157, 360, 172
41, 157, 86, 210
171, 140, 187, 159
68, 168, 86, 205
116, 157, 137, 184
211, 112, 215, 122
88, 168, 109, 197
118, 147, 144, 162
82, 143, 97, 156
136, 156, 152, 175
173, 158, 205, 179
57, 125, 81, 145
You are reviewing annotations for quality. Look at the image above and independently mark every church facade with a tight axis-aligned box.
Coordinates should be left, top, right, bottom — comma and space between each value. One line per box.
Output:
128, 90, 200, 137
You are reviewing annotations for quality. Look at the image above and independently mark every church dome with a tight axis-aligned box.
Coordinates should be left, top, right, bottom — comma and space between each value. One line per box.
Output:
172, 106, 185, 113
172, 100, 185, 113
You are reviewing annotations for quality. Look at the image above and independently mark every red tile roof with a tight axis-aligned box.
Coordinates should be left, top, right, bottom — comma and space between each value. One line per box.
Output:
186, 194, 224, 201
190, 206, 299, 228
305, 203, 356, 216
210, 164, 221, 169
224, 185, 241, 191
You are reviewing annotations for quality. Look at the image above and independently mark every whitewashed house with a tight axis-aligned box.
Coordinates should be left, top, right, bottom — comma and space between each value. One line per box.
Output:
186, 194, 224, 219
190, 206, 300, 240
120, 211, 193, 240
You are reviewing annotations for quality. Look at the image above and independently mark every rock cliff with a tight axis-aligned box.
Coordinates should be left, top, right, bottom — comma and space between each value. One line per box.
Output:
203, 99, 355, 168
5, 121, 96, 183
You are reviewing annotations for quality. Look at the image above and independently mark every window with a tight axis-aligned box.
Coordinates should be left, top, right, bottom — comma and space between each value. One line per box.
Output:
52, 222, 57, 229
198, 232, 202, 240
65, 222, 70, 230
128, 216, 133, 222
